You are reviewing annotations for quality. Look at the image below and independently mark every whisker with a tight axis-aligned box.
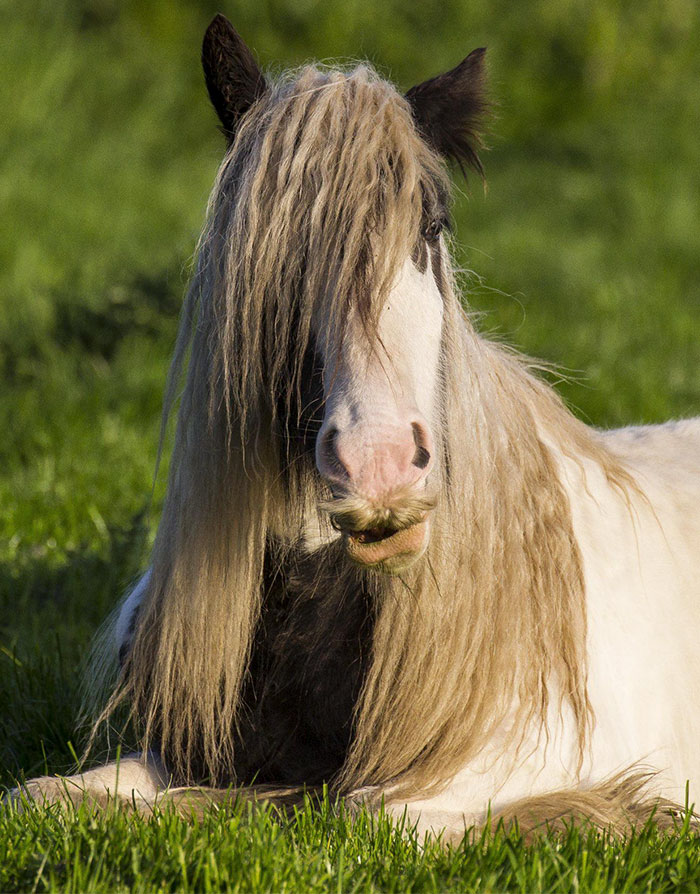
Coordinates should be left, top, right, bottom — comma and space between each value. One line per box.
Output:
320, 488, 438, 533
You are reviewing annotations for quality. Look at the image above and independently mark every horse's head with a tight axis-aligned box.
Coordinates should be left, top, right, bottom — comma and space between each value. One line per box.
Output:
201, 16, 487, 572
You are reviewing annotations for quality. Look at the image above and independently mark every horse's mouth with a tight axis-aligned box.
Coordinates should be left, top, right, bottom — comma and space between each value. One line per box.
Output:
350, 525, 398, 544
343, 518, 429, 570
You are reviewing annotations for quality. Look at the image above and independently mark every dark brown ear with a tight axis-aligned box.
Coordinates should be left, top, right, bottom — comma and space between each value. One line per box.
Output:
406, 48, 488, 177
202, 14, 268, 141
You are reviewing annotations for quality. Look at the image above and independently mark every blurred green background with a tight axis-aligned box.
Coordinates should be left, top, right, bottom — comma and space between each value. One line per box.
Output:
1, 0, 699, 780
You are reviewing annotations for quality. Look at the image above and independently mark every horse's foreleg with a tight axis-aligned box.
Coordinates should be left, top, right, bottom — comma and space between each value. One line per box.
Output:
9, 752, 168, 813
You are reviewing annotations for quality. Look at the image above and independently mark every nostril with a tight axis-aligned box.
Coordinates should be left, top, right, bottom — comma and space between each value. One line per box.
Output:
319, 427, 347, 478
411, 421, 432, 470
413, 445, 431, 470
320, 426, 337, 461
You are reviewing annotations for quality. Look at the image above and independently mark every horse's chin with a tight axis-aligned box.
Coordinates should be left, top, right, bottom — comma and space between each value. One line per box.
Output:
343, 518, 430, 574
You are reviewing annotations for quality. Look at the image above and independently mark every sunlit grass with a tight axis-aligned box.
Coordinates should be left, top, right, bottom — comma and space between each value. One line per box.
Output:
2, 795, 700, 893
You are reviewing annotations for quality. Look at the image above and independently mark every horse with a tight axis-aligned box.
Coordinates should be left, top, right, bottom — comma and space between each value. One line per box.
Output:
15, 15, 700, 840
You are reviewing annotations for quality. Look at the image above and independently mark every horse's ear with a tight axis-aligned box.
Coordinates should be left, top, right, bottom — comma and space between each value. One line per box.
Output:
406, 48, 489, 178
202, 14, 268, 141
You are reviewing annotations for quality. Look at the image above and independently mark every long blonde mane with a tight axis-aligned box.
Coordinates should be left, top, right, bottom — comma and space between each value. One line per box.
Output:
98, 63, 629, 796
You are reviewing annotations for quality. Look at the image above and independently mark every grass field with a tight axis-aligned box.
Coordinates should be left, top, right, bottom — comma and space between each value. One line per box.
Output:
2, 0, 700, 890
3, 798, 700, 892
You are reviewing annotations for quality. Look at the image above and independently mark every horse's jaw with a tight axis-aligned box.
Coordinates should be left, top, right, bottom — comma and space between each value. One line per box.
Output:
343, 517, 431, 573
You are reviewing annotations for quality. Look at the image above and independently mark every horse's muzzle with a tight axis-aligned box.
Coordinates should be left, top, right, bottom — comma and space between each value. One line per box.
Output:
320, 486, 436, 572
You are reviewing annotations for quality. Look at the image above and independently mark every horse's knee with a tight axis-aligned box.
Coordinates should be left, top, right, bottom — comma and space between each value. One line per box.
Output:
84, 752, 168, 805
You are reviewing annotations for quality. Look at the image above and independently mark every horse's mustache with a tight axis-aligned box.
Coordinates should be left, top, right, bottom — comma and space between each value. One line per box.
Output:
320, 488, 437, 535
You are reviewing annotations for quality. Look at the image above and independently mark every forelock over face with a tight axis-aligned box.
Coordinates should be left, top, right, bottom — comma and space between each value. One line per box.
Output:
225, 63, 452, 321
203, 63, 453, 440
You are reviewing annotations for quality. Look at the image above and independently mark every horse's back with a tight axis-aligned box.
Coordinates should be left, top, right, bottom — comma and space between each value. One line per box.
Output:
604, 417, 700, 481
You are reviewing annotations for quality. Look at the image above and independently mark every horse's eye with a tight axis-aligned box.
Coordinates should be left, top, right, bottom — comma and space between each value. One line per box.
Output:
423, 218, 445, 243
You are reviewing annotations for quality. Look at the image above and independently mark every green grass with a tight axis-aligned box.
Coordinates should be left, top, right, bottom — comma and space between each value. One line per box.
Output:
3, 797, 700, 893
2, 0, 700, 889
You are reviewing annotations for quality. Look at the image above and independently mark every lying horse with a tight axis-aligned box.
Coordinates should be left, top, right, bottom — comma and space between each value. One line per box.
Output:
19, 16, 700, 839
